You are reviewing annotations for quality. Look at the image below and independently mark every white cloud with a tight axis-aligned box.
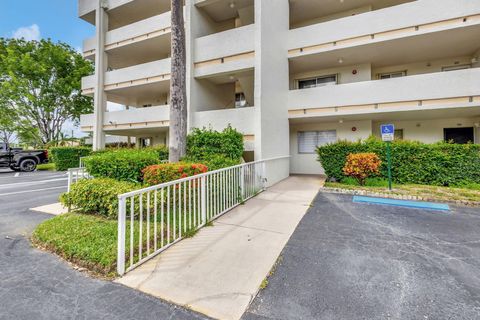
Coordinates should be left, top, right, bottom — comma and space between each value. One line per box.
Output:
12, 24, 41, 41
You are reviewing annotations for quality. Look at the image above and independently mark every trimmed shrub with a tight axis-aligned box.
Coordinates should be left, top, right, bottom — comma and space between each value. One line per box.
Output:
150, 145, 169, 161
49, 147, 91, 171
187, 125, 244, 160
343, 153, 381, 186
183, 154, 241, 171
84, 149, 160, 182
317, 137, 480, 186
142, 162, 208, 186
60, 178, 138, 219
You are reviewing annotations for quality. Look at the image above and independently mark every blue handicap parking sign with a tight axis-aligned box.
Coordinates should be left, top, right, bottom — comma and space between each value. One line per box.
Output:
381, 124, 395, 135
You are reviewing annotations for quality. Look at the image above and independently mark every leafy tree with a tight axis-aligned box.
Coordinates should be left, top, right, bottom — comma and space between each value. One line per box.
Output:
0, 38, 93, 145
0, 104, 16, 144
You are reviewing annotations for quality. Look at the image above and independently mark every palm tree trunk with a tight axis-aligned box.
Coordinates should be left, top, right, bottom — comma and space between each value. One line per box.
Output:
169, 0, 187, 162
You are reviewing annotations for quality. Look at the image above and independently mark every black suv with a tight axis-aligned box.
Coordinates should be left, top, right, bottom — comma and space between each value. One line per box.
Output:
0, 143, 49, 172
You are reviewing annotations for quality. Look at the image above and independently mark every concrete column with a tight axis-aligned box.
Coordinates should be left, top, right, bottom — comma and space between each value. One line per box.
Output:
92, 0, 109, 151
185, 0, 198, 131
254, 0, 290, 184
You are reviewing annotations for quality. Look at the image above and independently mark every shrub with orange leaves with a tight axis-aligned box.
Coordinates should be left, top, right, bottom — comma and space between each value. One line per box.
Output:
342, 153, 382, 186
142, 162, 208, 186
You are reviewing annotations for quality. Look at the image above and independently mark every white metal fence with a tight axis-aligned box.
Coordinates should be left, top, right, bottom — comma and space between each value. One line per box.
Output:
67, 167, 92, 192
117, 156, 289, 275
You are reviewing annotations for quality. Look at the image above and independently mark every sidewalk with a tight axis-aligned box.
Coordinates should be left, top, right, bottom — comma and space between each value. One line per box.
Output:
116, 175, 323, 320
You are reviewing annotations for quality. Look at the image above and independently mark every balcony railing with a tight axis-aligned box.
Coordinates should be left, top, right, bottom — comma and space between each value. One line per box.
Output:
288, 0, 480, 57
193, 107, 255, 133
83, 11, 172, 57
80, 106, 170, 131
288, 68, 480, 117
82, 58, 171, 93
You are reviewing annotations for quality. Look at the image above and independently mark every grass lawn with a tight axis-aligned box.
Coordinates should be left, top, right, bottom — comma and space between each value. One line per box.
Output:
32, 212, 200, 278
325, 179, 480, 203
32, 214, 119, 278
36, 163, 56, 171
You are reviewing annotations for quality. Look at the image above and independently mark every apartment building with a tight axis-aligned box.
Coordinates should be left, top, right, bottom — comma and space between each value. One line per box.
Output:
79, 0, 480, 177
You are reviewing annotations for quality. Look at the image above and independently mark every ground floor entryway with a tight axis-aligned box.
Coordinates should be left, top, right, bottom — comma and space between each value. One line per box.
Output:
244, 192, 480, 320
289, 107, 480, 175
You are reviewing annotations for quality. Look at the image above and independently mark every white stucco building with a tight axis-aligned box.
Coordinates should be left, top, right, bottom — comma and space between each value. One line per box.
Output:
79, 0, 480, 176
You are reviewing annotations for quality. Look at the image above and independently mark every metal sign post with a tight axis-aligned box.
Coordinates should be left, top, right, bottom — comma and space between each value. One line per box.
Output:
381, 124, 395, 191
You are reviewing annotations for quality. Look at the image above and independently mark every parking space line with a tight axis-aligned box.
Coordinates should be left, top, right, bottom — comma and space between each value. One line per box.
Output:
0, 186, 67, 197
0, 178, 68, 189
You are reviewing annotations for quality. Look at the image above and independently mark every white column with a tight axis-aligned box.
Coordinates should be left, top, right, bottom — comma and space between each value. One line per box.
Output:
93, 0, 108, 151
254, 0, 290, 185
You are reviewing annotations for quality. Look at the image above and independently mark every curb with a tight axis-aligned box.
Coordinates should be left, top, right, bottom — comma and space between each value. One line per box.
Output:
320, 187, 480, 207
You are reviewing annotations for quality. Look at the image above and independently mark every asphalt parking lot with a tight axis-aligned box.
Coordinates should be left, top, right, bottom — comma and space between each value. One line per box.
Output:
244, 192, 480, 320
0, 169, 208, 320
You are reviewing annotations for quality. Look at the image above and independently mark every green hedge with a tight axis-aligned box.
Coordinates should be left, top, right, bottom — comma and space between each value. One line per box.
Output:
84, 149, 161, 182
317, 137, 480, 186
183, 154, 241, 171
60, 178, 138, 219
187, 126, 244, 160
49, 147, 91, 171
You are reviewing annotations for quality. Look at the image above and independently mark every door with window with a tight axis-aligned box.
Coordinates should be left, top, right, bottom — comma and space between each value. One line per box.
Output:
444, 127, 474, 144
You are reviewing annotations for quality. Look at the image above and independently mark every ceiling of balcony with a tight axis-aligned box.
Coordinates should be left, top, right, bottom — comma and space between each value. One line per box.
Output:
289, 0, 414, 27
289, 24, 480, 74
200, 68, 254, 85
107, 81, 170, 107
104, 126, 169, 137
196, 0, 254, 22
107, 34, 171, 69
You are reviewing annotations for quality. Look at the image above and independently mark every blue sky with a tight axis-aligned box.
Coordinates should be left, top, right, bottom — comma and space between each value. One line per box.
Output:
0, 0, 94, 49
1, 1, 97, 138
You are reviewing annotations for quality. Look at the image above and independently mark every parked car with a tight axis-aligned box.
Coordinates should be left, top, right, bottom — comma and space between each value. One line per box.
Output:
0, 143, 49, 172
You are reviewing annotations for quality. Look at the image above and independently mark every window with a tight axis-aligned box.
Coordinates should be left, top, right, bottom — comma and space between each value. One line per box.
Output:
444, 127, 474, 144
298, 75, 337, 89
235, 93, 247, 108
394, 129, 404, 140
378, 71, 406, 79
442, 64, 471, 72
298, 130, 337, 153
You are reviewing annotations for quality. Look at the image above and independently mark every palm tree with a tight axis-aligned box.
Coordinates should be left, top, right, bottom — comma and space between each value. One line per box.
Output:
169, 0, 187, 162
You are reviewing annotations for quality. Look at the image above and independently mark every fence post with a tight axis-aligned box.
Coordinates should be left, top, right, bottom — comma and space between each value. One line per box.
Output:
262, 161, 267, 190
240, 166, 245, 200
201, 175, 207, 225
67, 169, 72, 193
117, 196, 126, 276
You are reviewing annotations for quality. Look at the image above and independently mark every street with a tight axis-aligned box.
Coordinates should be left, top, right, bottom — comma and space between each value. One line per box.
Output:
0, 169, 208, 320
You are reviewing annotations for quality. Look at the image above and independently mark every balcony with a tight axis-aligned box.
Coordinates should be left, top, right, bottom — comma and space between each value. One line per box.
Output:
82, 58, 171, 105
288, 0, 480, 58
288, 68, 480, 118
289, 0, 414, 29
194, 24, 255, 78
193, 107, 256, 151
79, 0, 171, 30
83, 12, 172, 68
80, 106, 170, 134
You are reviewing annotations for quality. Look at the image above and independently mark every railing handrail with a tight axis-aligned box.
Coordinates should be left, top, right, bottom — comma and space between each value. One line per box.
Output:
117, 156, 290, 199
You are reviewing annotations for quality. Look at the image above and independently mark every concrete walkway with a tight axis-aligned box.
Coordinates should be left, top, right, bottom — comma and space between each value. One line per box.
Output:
116, 175, 323, 320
